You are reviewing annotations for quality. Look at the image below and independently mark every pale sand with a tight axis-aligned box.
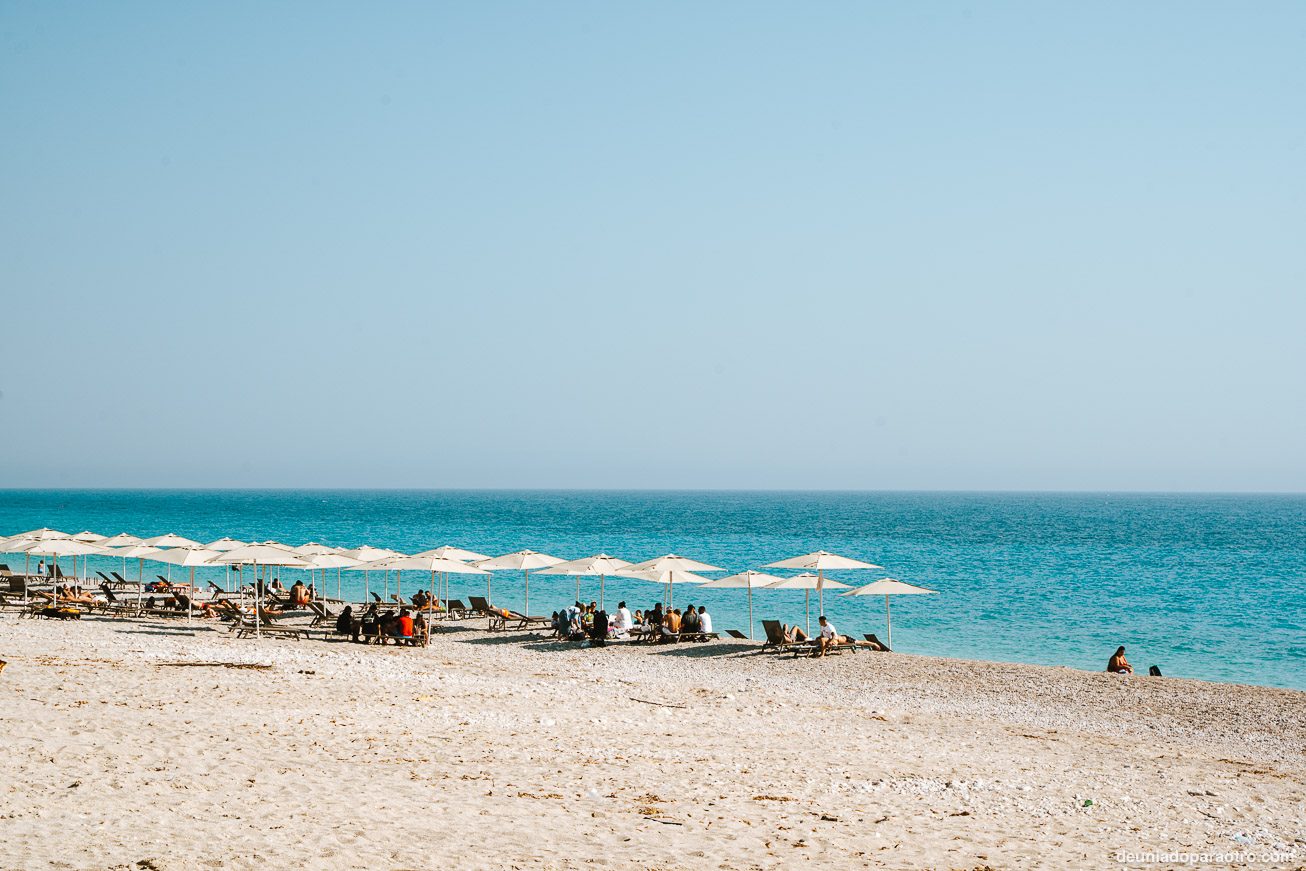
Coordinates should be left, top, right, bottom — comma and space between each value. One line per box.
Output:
1, 615, 1303, 870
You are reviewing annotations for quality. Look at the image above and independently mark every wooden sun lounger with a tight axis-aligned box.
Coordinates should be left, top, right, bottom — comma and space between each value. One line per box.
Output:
725, 629, 748, 639
760, 620, 812, 653
863, 633, 891, 652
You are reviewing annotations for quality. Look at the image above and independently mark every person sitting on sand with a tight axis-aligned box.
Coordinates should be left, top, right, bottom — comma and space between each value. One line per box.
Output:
1108, 646, 1133, 674
614, 602, 632, 637
813, 615, 839, 657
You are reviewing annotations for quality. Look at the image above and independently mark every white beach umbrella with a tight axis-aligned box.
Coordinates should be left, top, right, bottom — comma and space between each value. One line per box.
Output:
765, 551, 882, 616
537, 554, 631, 610
71, 530, 106, 543
616, 567, 713, 610
143, 533, 203, 549
212, 544, 312, 638
840, 578, 937, 650
143, 547, 222, 622
294, 542, 339, 556
414, 545, 490, 562
475, 550, 564, 614
9, 528, 70, 542
699, 571, 787, 640
204, 537, 249, 551
97, 533, 145, 548
766, 573, 852, 636
624, 554, 724, 574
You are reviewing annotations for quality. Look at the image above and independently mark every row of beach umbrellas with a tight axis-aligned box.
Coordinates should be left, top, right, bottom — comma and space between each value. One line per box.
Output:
0, 529, 937, 644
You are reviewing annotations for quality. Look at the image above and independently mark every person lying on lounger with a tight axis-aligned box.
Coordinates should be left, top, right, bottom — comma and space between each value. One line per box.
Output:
782, 624, 809, 643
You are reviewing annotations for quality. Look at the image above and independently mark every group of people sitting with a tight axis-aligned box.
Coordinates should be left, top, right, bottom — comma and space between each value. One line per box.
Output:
548, 600, 716, 646
334, 603, 424, 646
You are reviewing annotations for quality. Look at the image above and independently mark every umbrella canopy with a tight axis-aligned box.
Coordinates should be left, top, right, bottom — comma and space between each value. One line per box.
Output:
624, 554, 724, 574
301, 552, 362, 569
766, 572, 852, 591
20, 538, 106, 558
204, 537, 249, 551
361, 554, 489, 574
211, 543, 311, 566
765, 550, 884, 571
766, 573, 852, 635
8, 527, 70, 542
414, 545, 491, 562
143, 533, 203, 548
0, 535, 38, 552
338, 545, 405, 562
475, 550, 565, 614
71, 530, 106, 543
699, 571, 787, 640
143, 547, 223, 567
294, 542, 339, 556
102, 544, 163, 559
841, 578, 937, 649
97, 533, 146, 548
537, 554, 631, 607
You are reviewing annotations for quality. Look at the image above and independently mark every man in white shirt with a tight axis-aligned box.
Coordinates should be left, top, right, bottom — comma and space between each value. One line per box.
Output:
698, 606, 713, 634
615, 601, 632, 636
815, 615, 838, 657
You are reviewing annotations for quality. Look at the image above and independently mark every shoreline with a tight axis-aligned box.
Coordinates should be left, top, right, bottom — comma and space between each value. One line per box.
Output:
2, 614, 1303, 869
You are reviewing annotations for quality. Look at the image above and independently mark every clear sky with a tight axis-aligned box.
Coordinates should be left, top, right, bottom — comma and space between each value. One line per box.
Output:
2, 2, 1303, 490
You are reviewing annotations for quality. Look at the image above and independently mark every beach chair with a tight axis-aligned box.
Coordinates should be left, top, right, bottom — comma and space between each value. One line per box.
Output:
232, 608, 307, 640
96, 571, 115, 585
468, 596, 494, 616
306, 600, 336, 626
443, 599, 473, 619
725, 629, 748, 639
760, 620, 814, 654
110, 571, 132, 586
96, 585, 141, 618
862, 633, 891, 652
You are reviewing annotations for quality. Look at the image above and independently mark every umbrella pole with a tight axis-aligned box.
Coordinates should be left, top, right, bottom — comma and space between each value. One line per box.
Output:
429, 570, 435, 622
188, 567, 194, 624
599, 574, 605, 612
398, 570, 402, 603
885, 594, 892, 650
805, 590, 810, 637
364, 570, 369, 604
576, 576, 580, 603
337, 567, 341, 600
747, 584, 754, 640
254, 560, 261, 639
524, 569, 530, 616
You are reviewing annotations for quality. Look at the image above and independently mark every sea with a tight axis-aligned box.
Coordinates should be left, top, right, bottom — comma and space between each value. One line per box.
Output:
1, 490, 1302, 691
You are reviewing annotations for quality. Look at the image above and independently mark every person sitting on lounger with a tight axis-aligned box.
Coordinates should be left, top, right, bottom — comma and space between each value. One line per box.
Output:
336, 605, 354, 639
814, 616, 838, 657
661, 608, 682, 642
1107, 646, 1133, 674
589, 609, 609, 647
289, 580, 310, 606
270, 578, 285, 593
682, 605, 700, 635
388, 608, 414, 645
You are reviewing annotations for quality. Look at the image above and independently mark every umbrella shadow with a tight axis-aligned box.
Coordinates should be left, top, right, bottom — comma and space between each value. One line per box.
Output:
454, 632, 550, 647
644, 642, 754, 659
112, 628, 203, 637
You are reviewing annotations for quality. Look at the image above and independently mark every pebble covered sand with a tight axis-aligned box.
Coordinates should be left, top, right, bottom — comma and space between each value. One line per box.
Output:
1, 613, 1303, 870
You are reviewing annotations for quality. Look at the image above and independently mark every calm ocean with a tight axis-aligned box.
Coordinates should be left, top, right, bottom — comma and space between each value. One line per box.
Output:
2, 490, 1302, 691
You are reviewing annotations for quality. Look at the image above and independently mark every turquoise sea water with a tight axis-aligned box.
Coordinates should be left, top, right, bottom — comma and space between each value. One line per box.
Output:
1, 490, 1302, 691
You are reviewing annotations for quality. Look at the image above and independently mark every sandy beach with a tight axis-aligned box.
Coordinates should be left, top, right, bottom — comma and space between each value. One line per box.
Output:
1, 614, 1303, 870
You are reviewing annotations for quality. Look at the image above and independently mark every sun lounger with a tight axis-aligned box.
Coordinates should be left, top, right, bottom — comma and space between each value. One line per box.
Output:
306, 600, 337, 626
760, 620, 816, 654
725, 629, 748, 639
862, 633, 891, 652
481, 604, 551, 632
443, 599, 474, 619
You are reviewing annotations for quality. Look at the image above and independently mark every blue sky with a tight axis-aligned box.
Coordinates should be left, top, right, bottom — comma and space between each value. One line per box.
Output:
2, 2, 1303, 490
